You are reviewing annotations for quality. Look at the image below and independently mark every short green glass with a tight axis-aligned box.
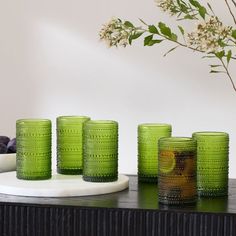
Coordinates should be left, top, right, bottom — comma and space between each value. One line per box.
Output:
16, 119, 52, 180
192, 132, 229, 197
83, 120, 118, 182
57, 116, 90, 175
138, 123, 172, 182
158, 137, 197, 205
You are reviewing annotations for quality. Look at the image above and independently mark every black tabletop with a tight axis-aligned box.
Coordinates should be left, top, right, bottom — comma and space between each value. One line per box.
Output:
0, 175, 235, 214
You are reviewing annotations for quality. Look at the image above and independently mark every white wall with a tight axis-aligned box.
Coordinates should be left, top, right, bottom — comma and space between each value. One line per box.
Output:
1, 0, 236, 177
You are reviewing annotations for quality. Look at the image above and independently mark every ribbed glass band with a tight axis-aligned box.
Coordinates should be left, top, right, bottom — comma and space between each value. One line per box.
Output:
16, 119, 52, 180
56, 116, 90, 175
138, 123, 172, 183
83, 120, 118, 182
192, 132, 229, 197
158, 137, 197, 205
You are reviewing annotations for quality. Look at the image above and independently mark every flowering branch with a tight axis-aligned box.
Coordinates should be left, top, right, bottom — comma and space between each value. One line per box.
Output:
99, 0, 236, 92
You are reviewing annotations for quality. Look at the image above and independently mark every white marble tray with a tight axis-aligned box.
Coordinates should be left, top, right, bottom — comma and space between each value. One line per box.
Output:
0, 172, 129, 197
0, 153, 16, 172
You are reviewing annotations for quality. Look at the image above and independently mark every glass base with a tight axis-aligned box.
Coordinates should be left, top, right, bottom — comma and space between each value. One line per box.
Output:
17, 173, 51, 180
57, 168, 83, 175
138, 175, 157, 183
158, 196, 197, 205
198, 189, 228, 197
83, 175, 118, 182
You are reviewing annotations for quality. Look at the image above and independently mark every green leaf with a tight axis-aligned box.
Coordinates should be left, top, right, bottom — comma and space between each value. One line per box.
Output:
210, 70, 226, 74
183, 14, 195, 20
210, 65, 222, 68
210, 70, 220, 73
189, 0, 201, 8
232, 30, 236, 39
177, 0, 188, 7
129, 32, 143, 44
147, 39, 163, 46
124, 21, 134, 28
215, 51, 225, 59
158, 22, 172, 38
227, 50, 232, 64
198, 6, 207, 19
131, 32, 143, 40
218, 40, 227, 47
207, 3, 214, 14
178, 26, 185, 35
202, 54, 215, 59
148, 25, 159, 34
179, 3, 188, 13
144, 35, 153, 46
163, 46, 179, 57
171, 33, 178, 41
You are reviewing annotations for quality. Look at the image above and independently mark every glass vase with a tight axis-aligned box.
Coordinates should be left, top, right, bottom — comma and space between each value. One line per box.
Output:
138, 123, 172, 182
192, 132, 229, 197
16, 119, 52, 180
83, 120, 118, 182
158, 137, 197, 205
56, 116, 90, 175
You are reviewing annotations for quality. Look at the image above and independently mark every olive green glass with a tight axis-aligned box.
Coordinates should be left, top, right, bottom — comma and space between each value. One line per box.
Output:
83, 120, 118, 182
138, 123, 172, 182
57, 116, 90, 175
16, 119, 52, 180
158, 137, 197, 205
192, 132, 229, 197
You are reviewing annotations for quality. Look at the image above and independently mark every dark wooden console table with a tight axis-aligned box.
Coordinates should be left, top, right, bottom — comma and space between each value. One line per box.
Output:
0, 176, 235, 236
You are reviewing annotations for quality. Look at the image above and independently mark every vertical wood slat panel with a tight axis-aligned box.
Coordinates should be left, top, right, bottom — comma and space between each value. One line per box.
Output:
0, 205, 235, 236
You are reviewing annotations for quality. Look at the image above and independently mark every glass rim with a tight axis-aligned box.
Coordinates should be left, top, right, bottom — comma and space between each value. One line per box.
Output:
159, 137, 194, 143
17, 119, 51, 125
85, 120, 118, 125
57, 115, 90, 120
192, 131, 229, 137
138, 123, 171, 128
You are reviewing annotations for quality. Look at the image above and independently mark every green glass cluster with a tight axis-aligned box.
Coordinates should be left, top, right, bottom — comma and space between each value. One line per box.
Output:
57, 116, 90, 175
158, 137, 197, 205
138, 124, 171, 183
16, 119, 52, 180
83, 120, 118, 182
192, 132, 229, 197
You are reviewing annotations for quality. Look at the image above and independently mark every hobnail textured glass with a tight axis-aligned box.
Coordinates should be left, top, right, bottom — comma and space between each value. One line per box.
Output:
83, 120, 118, 182
138, 123, 172, 183
16, 119, 52, 180
192, 132, 229, 197
158, 137, 197, 205
56, 116, 90, 175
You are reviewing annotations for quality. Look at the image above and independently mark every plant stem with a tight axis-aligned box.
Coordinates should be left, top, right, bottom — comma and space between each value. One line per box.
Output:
225, 0, 236, 25
220, 58, 236, 91
158, 32, 236, 91
157, 32, 236, 60
231, 0, 236, 8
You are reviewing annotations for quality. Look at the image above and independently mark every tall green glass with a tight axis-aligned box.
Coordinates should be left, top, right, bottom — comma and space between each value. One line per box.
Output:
57, 116, 90, 175
138, 123, 172, 182
192, 132, 229, 197
16, 119, 52, 180
158, 137, 197, 205
83, 120, 118, 182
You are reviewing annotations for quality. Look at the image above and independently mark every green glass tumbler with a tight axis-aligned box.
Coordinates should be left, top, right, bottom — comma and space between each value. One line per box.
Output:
158, 137, 197, 205
138, 123, 172, 182
192, 132, 229, 197
16, 119, 52, 180
83, 120, 118, 182
57, 116, 90, 175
